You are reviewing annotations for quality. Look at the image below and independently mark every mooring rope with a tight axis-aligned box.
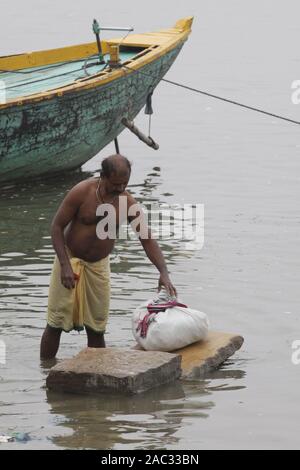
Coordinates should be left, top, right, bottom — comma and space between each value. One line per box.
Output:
122, 65, 300, 127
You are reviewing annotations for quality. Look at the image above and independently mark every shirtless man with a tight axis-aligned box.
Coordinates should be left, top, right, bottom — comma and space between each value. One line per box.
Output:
40, 154, 177, 359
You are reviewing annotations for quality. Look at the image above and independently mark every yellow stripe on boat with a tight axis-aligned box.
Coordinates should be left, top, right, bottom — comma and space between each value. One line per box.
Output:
0, 17, 193, 109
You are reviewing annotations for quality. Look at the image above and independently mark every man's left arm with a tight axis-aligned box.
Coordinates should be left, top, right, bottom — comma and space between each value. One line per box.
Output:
139, 236, 177, 297
126, 192, 177, 297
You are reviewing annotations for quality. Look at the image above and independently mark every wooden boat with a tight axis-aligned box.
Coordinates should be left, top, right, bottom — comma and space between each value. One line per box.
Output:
0, 17, 193, 183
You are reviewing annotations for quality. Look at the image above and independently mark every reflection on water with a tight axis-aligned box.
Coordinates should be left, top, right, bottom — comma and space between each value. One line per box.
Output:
44, 365, 246, 450
46, 383, 187, 450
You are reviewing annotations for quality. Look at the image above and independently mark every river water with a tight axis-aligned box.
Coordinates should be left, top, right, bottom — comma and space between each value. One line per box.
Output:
0, 0, 300, 450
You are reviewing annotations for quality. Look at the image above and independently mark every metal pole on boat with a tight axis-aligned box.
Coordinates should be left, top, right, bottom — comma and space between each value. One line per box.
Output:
121, 118, 159, 150
92, 19, 105, 64
98, 26, 134, 32
114, 138, 120, 154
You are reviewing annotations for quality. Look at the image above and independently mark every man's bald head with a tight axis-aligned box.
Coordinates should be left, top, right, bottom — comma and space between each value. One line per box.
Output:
100, 154, 132, 179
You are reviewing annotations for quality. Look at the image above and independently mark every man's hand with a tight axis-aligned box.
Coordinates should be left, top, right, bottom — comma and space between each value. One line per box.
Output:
158, 272, 177, 298
61, 264, 76, 289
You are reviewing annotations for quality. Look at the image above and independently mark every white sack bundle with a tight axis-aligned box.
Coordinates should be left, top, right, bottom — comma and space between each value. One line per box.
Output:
132, 294, 209, 352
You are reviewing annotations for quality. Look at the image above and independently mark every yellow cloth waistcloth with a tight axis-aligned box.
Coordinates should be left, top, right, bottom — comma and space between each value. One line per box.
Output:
47, 250, 110, 333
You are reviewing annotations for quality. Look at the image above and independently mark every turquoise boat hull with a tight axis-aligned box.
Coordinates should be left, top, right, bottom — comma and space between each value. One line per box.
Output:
0, 45, 182, 182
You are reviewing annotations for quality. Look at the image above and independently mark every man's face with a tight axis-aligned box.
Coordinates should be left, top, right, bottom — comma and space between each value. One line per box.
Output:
104, 172, 130, 196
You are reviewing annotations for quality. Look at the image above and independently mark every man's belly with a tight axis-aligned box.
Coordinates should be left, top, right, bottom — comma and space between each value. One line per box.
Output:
64, 222, 115, 262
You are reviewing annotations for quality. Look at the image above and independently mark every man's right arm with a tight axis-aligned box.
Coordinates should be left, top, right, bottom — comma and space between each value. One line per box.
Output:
50, 182, 85, 289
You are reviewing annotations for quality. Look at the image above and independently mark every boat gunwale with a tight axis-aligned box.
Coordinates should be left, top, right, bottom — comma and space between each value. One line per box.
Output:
0, 17, 193, 110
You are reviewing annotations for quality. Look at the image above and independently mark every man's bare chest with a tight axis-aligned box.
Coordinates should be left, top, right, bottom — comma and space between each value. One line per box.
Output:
76, 198, 127, 227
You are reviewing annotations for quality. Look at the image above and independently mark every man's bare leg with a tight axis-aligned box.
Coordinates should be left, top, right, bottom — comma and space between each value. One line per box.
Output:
86, 325, 106, 348
40, 325, 62, 359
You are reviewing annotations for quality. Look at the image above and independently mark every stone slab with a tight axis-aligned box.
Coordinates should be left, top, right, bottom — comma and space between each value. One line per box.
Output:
46, 347, 181, 394
174, 331, 244, 378
134, 330, 244, 379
